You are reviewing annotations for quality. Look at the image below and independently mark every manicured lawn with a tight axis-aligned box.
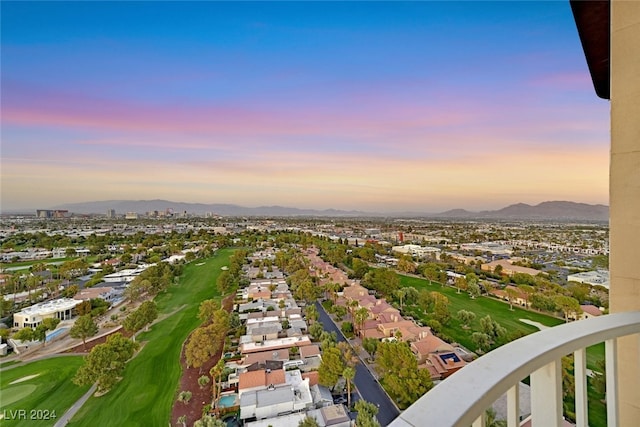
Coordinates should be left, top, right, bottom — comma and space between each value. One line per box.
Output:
399, 275, 564, 349
0, 356, 90, 427
67, 250, 234, 427
398, 273, 607, 427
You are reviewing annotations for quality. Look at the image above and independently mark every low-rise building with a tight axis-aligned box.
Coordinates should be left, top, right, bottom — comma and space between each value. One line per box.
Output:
13, 298, 83, 328
567, 270, 610, 289
73, 286, 118, 302
481, 259, 541, 277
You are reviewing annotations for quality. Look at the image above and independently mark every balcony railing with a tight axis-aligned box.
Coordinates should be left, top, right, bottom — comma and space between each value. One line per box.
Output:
389, 311, 640, 427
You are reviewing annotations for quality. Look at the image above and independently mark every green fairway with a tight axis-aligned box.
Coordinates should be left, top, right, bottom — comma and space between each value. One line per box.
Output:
0, 356, 90, 427
67, 249, 234, 427
399, 273, 607, 426
399, 275, 606, 367
399, 274, 564, 350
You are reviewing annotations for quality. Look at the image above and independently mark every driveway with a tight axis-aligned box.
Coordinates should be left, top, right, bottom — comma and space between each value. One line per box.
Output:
315, 302, 400, 426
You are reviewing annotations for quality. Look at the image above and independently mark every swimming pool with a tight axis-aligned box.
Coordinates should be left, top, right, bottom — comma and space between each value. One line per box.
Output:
218, 394, 238, 408
46, 327, 68, 342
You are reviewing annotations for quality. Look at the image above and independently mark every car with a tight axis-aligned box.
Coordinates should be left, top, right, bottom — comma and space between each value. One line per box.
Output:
333, 397, 347, 405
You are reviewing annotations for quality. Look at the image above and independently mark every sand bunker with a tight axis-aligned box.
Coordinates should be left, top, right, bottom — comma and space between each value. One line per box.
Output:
9, 373, 41, 384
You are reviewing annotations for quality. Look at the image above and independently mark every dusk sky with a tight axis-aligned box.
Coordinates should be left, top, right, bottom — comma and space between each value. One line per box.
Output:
1, 1, 610, 213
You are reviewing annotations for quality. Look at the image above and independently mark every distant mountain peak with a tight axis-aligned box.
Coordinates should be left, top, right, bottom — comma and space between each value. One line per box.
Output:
45, 199, 608, 221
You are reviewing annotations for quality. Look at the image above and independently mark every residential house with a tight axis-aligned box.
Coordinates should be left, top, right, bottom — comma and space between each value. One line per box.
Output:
238, 368, 286, 397
579, 304, 603, 320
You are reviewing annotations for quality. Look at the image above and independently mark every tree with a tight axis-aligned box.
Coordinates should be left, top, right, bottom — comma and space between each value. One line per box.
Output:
341, 321, 354, 336
454, 276, 467, 294
325, 282, 342, 303
62, 284, 79, 298
431, 292, 451, 325
484, 408, 507, 427
351, 258, 369, 279
457, 309, 476, 329
306, 304, 318, 324
354, 307, 369, 337
465, 273, 479, 298
362, 337, 379, 359
70, 314, 99, 350
299, 415, 321, 427
138, 300, 158, 330
362, 268, 400, 296
184, 327, 215, 372
494, 264, 504, 276
34, 318, 61, 346
343, 366, 356, 408
467, 282, 481, 299
198, 299, 219, 324
517, 284, 535, 308
124, 279, 145, 302
397, 256, 417, 274
294, 277, 319, 303
123, 301, 158, 339
471, 332, 491, 353
210, 359, 225, 411
354, 400, 381, 427
375, 341, 433, 408
395, 287, 416, 310
319, 346, 345, 390
76, 300, 92, 316
309, 322, 324, 341
12, 327, 35, 342
417, 290, 434, 314
505, 287, 520, 310
73, 333, 139, 393
338, 341, 359, 368
0, 295, 13, 317
216, 271, 234, 295
479, 315, 507, 344
554, 295, 582, 322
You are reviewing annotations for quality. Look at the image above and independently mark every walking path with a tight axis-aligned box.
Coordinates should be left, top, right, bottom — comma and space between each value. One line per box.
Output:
53, 384, 97, 427
519, 319, 550, 330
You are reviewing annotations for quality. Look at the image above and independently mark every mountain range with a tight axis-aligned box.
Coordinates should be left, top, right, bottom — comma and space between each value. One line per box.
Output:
48, 200, 609, 221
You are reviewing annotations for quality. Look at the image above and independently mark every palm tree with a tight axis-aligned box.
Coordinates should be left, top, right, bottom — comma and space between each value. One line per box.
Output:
348, 300, 359, 321
209, 359, 225, 414
484, 408, 507, 427
343, 366, 356, 408
354, 307, 369, 337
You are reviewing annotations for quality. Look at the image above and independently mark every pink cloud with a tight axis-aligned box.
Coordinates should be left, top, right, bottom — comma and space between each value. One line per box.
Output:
529, 71, 594, 91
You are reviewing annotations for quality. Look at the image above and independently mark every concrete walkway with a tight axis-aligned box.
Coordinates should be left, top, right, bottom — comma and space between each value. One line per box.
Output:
54, 383, 96, 427
519, 318, 550, 330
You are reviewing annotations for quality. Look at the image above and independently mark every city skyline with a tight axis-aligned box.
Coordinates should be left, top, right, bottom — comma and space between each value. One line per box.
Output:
1, 1, 609, 212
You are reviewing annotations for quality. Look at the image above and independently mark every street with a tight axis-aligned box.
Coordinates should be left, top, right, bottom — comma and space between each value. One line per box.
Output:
315, 302, 400, 426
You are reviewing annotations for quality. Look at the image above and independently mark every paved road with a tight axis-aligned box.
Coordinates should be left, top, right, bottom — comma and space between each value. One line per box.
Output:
315, 302, 400, 426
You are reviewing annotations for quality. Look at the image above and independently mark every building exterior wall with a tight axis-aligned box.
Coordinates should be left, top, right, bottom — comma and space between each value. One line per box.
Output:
13, 298, 81, 328
609, 0, 640, 424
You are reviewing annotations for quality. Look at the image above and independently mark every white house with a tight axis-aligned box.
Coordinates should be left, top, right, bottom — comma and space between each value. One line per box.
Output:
13, 298, 83, 328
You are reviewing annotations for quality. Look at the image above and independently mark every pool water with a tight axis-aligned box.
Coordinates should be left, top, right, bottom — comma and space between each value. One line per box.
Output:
46, 328, 68, 342
218, 394, 238, 408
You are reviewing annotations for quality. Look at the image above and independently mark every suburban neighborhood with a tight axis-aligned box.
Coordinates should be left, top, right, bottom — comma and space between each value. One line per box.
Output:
0, 210, 613, 426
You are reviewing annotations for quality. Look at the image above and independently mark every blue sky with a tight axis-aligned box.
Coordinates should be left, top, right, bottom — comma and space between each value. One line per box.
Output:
1, 1, 609, 212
